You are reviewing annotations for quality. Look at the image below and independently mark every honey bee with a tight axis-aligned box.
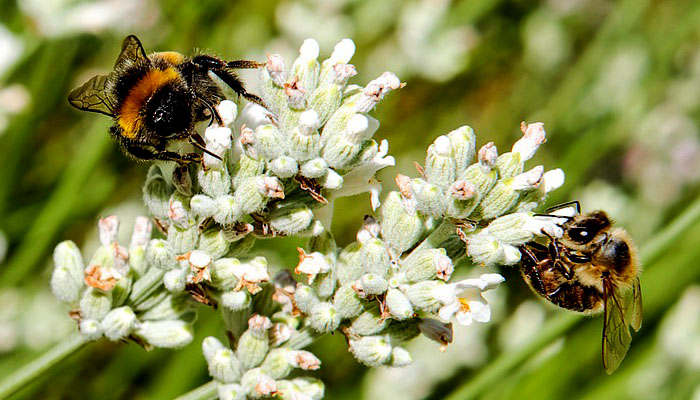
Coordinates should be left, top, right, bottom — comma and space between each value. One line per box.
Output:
519, 201, 642, 374
68, 35, 265, 164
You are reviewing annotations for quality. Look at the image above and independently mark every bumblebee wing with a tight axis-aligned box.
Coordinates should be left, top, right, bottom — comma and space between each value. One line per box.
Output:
67, 74, 115, 116
114, 35, 150, 68
602, 280, 632, 374
627, 277, 643, 332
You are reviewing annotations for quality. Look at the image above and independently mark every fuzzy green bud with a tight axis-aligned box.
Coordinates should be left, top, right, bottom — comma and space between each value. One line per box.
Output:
333, 285, 364, 320
101, 306, 137, 341
203, 336, 243, 383
51, 241, 84, 304
210, 258, 241, 290
357, 273, 388, 296
349, 307, 387, 336
300, 157, 329, 178
163, 268, 187, 293
336, 242, 364, 285
358, 238, 391, 277
146, 239, 176, 270
167, 225, 199, 254
380, 192, 424, 253
79, 319, 103, 340
349, 335, 392, 367
253, 124, 286, 160
308, 302, 340, 333
425, 135, 456, 187
198, 166, 232, 198
385, 288, 414, 320
232, 155, 265, 189
135, 320, 193, 348
404, 248, 453, 282
221, 290, 251, 312
403, 281, 445, 312
80, 287, 112, 320
217, 384, 246, 400
237, 315, 272, 369
448, 125, 476, 175
269, 156, 299, 179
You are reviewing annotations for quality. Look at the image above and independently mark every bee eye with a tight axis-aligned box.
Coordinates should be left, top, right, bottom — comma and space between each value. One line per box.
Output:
569, 228, 592, 243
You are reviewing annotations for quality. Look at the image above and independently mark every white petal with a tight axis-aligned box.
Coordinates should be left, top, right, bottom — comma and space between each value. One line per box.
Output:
438, 301, 459, 321
469, 300, 491, 323
455, 310, 474, 326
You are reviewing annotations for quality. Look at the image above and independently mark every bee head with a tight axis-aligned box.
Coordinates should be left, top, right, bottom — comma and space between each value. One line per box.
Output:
145, 84, 193, 137
565, 211, 612, 245
596, 228, 637, 279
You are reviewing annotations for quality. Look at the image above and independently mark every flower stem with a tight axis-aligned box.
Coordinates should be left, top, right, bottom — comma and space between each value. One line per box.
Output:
0, 333, 89, 399
172, 380, 217, 400
445, 194, 700, 400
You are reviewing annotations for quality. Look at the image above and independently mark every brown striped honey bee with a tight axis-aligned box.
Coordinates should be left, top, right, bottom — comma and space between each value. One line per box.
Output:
68, 35, 265, 164
519, 201, 642, 374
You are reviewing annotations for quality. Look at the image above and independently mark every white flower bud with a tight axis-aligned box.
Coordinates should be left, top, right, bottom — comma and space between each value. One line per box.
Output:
349, 308, 387, 336
237, 315, 271, 369
291, 39, 321, 95
349, 335, 392, 367
264, 54, 286, 87
321, 134, 363, 169
241, 368, 277, 399
278, 378, 324, 400
358, 238, 391, 277
190, 194, 217, 218
295, 248, 331, 284
198, 165, 232, 198
51, 241, 84, 303
289, 110, 321, 161
357, 273, 388, 295
308, 302, 340, 333
261, 348, 295, 380
321, 168, 343, 189
542, 168, 565, 193
135, 320, 193, 348
79, 319, 103, 341
146, 239, 176, 270
210, 258, 241, 290
300, 157, 329, 178
403, 281, 445, 312
198, 229, 229, 259
168, 193, 191, 229
414, 181, 447, 217
216, 100, 237, 127
167, 225, 199, 255
101, 306, 137, 341
425, 135, 456, 187
355, 72, 402, 113
221, 290, 251, 311
390, 347, 413, 367
203, 126, 232, 168
404, 248, 453, 282
478, 142, 498, 169
80, 288, 112, 320
217, 384, 246, 400
203, 337, 243, 383
232, 154, 265, 189
214, 195, 237, 225
386, 288, 414, 320
511, 165, 544, 190
336, 242, 364, 285
269, 156, 299, 179
98, 216, 119, 246
495, 151, 524, 179
467, 231, 522, 266
333, 285, 363, 320
380, 192, 424, 253
448, 125, 477, 175
512, 121, 546, 162
270, 204, 314, 236
232, 257, 270, 294
294, 284, 320, 314
163, 268, 187, 293
254, 124, 286, 160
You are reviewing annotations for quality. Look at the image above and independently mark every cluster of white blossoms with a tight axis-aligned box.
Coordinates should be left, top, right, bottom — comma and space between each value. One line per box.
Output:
51, 38, 567, 400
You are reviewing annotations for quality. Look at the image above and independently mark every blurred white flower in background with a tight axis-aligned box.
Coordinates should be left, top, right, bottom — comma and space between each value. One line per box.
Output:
18, 0, 159, 36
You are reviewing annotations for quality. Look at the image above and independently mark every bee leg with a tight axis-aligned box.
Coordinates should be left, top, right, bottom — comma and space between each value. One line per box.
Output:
123, 142, 201, 164
520, 245, 547, 294
547, 285, 564, 298
210, 68, 268, 109
226, 60, 266, 69
201, 99, 223, 126
187, 134, 223, 161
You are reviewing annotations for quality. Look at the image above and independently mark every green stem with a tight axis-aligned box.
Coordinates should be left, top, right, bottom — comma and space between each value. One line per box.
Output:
445, 194, 700, 400
172, 380, 217, 400
0, 334, 89, 399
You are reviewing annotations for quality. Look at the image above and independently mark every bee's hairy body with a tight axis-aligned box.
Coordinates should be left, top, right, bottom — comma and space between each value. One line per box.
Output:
518, 204, 642, 374
68, 35, 265, 164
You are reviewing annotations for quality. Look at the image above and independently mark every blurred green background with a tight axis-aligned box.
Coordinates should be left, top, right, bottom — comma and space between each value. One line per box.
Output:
0, 0, 699, 399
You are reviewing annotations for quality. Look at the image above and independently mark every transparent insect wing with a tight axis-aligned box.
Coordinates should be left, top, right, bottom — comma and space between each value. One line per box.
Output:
67, 74, 114, 116
602, 281, 633, 374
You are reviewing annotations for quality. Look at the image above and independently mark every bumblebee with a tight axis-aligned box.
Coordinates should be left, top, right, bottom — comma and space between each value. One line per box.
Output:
519, 201, 642, 374
68, 35, 265, 163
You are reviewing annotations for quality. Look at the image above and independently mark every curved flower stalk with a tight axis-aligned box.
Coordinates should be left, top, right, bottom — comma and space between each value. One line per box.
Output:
46, 38, 567, 400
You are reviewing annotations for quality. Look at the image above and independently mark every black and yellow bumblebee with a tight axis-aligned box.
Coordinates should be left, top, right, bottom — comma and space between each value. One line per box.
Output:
68, 35, 265, 163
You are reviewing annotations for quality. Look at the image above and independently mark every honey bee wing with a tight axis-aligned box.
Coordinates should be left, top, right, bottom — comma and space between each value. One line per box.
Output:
626, 277, 643, 332
602, 280, 632, 374
67, 74, 115, 116
114, 35, 150, 69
